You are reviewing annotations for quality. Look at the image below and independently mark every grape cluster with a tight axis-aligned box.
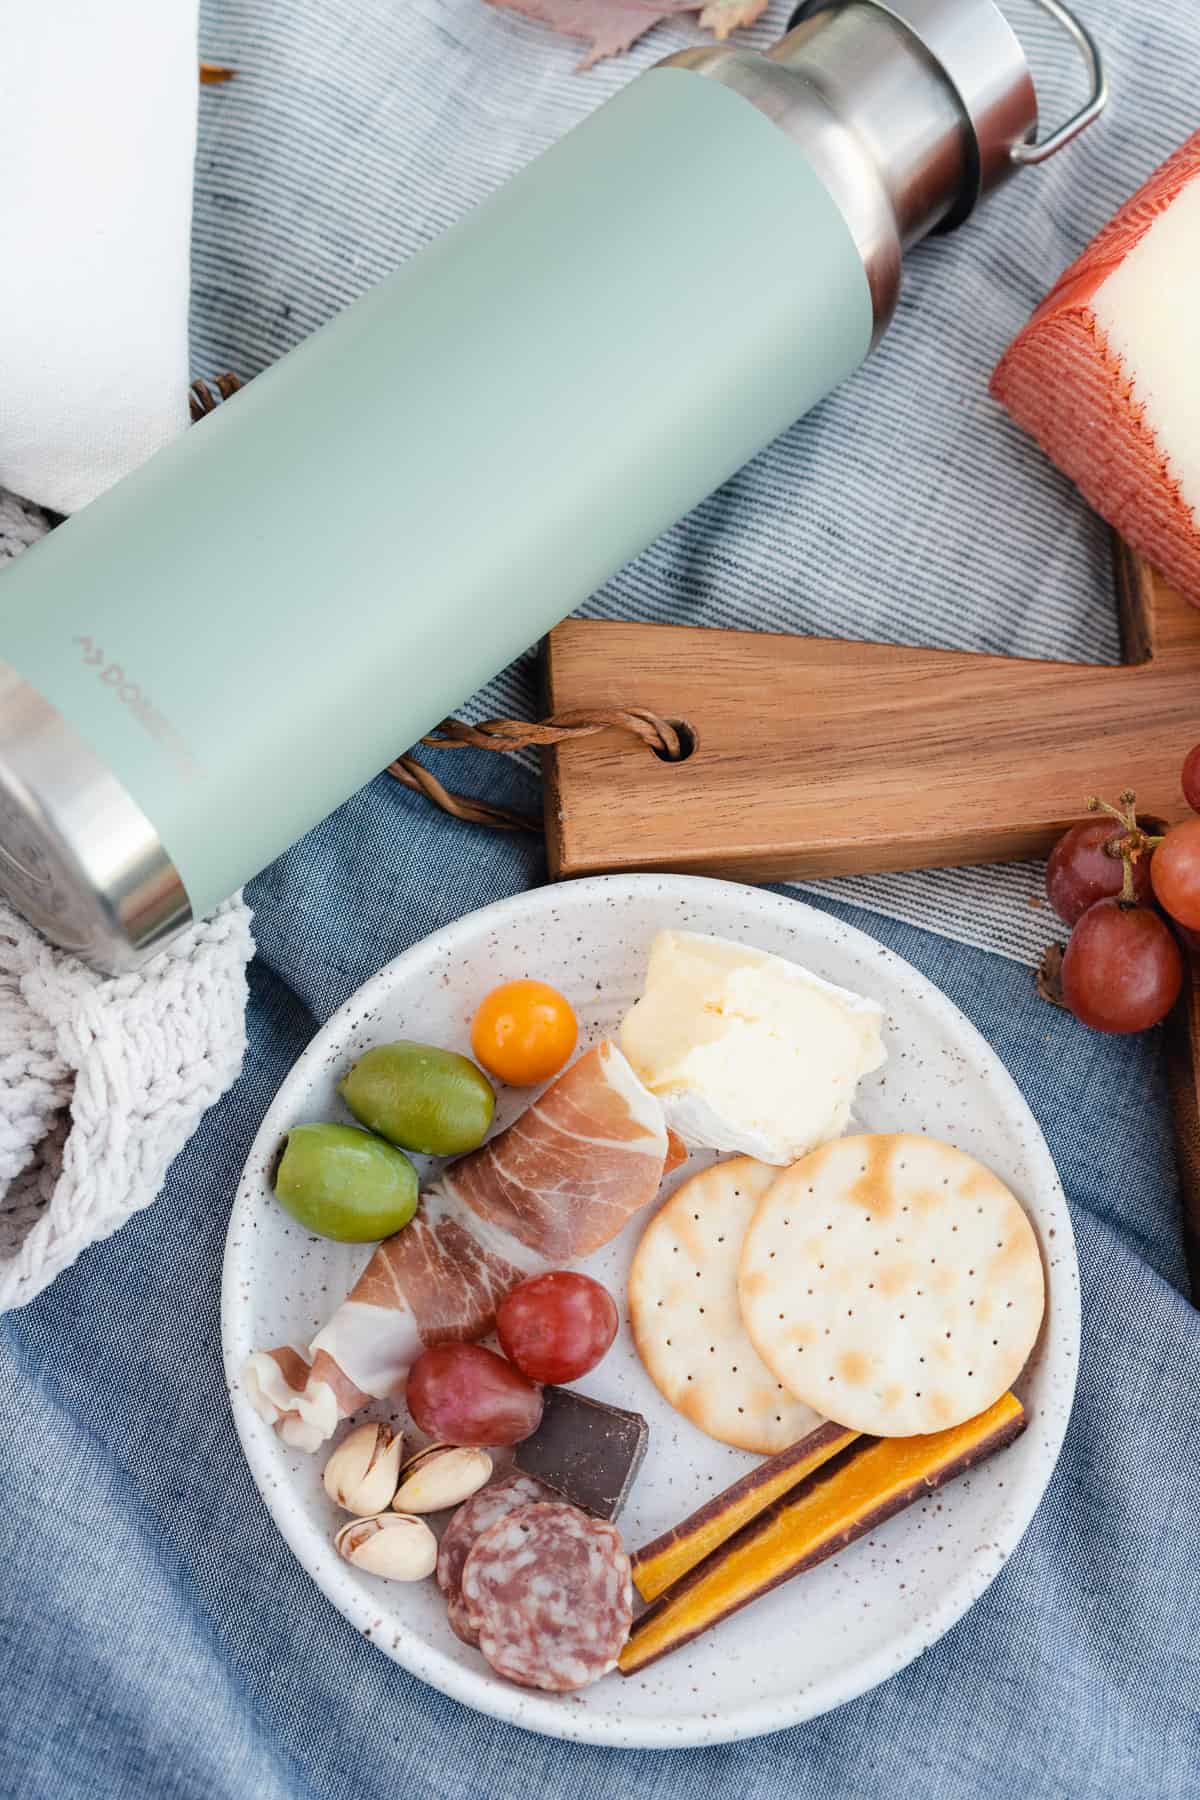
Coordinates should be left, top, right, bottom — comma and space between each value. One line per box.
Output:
1045, 746, 1200, 1034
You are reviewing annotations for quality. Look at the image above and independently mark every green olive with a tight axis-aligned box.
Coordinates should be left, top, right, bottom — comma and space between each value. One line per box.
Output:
273, 1122, 418, 1242
338, 1041, 495, 1156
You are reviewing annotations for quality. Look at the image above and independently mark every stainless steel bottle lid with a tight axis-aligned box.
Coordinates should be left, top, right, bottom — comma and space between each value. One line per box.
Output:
788, 0, 1108, 227
0, 661, 191, 971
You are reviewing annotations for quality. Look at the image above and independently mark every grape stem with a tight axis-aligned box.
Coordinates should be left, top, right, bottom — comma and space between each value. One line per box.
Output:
1086, 790, 1163, 900
1120, 851, 1137, 907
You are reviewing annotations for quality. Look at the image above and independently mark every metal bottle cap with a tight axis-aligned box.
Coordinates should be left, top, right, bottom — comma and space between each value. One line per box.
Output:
787, 0, 1108, 228
0, 661, 192, 971
668, 0, 1108, 337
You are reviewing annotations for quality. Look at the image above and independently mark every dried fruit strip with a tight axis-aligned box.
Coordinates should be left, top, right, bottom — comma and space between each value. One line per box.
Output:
620, 1391, 1026, 1675
631, 1420, 858, 1603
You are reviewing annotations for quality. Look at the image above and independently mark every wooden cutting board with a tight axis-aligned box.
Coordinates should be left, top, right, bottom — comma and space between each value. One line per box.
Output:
542, 535, 1200, 1294
541, 537, 1197, 881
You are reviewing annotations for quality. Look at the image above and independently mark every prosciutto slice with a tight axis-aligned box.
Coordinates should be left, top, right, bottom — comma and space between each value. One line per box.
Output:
244, 1346, 370, 1452
446, 1041, 677, 1259
243, 1041, 675, 1451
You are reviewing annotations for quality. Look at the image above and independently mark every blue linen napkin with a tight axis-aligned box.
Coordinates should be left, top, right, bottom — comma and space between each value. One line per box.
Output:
2, 0, 1200, 1792
0, 772, 1197, 1799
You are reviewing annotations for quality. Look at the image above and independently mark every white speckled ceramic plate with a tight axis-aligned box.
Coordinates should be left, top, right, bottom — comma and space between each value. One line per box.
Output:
223, 875, 1078, 1748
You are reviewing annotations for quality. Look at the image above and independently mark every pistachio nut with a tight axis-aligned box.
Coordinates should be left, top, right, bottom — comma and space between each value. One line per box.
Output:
392, 1444, 493, 1514
398, 1440, 451, 1471
323, 1421, 403, 1515
334, 1513, 438, 1581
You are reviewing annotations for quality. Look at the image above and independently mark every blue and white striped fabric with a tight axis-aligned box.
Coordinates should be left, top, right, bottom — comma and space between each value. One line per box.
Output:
191, 0, 1198, 967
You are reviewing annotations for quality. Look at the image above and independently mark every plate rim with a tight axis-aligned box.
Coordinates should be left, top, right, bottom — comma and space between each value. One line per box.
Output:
222, 872, 1080, 1749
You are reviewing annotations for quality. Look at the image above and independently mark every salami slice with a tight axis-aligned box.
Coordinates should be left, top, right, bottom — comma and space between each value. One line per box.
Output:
437, 1474, 549, 1646
460, 1502, 632, 1692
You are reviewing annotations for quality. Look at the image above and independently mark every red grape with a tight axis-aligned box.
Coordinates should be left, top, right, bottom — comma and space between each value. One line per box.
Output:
1183, 744, 1200, 815
496, 1271, 619, 1384
1045, 819, 1151, 926
1061, 898, 1182, 1033
1151, 817, 1200, 929
406, 1343, 543, 1446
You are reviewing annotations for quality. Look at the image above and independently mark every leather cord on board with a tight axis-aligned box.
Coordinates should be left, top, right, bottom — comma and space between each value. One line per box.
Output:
388, 711, 688, 834
189, 374, 688, 836
189, 371, 244, 419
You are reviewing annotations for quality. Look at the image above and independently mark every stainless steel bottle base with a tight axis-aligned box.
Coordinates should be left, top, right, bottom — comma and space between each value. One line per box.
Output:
0, 662, 192, 972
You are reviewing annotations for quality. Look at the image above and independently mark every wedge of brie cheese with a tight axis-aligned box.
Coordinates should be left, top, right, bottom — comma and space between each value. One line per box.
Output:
619, 930, 886, 1165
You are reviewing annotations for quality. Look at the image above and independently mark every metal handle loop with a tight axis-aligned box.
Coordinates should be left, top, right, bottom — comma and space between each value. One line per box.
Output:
1010, 0, 1107, 165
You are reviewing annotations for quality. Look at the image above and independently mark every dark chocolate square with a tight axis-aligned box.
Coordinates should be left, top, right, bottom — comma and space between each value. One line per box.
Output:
514, 1385, 649, 1520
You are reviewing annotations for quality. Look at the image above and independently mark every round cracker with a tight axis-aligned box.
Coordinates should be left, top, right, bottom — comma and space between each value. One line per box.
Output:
629, 1157, 823, 1453
738, 1134, 1044, 1438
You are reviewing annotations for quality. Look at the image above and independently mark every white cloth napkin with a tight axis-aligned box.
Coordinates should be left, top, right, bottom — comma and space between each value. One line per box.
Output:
0, 0, 199, 513
0, 894, 252, 1311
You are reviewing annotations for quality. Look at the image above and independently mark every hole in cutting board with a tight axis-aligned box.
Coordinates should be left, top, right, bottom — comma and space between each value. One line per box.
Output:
653, 720, 699, 764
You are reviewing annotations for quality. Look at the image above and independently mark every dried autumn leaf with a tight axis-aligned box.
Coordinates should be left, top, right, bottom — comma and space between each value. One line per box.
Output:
484, 0, 766, 69
697, 0, 769, 38
199, 62, 237, 84
1036, 942, 1068, 1011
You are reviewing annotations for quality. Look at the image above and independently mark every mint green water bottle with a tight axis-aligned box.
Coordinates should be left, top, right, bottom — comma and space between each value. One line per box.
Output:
0, 0, 1104, 967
